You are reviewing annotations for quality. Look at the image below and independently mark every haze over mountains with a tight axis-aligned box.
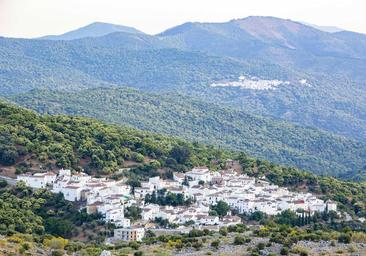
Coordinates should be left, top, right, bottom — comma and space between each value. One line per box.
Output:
1, 16, 366, 178
39, 22, 143, 40
299, 21, 344, 33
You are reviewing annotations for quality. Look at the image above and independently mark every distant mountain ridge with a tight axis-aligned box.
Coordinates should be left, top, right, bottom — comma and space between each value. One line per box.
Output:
39, 21, 142, 40
37, 17, 364, 41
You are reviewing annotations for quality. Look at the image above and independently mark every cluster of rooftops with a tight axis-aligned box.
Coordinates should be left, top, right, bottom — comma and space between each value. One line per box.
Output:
17, 165, 337, 240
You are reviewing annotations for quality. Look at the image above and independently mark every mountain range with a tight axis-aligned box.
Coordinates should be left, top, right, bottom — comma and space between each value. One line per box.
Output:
1, 16, 366, 179
39, 22, 143, 40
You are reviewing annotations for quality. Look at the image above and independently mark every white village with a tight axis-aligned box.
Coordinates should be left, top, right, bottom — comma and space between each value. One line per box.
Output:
17, 164, 337, 243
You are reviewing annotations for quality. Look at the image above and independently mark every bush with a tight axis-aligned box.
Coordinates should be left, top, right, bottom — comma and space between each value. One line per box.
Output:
211, 240, 220, 249
131, 153, 144, 163
280, 247, 289, 255
44, 237, 68, 250
21, 242, 30, 250
257, 242, 265, 250
338, 234, 351, 244
0, 179, 7, 188
129, 241, 140, 250
219, 227, 228, 236
192, 241, 203, 250
233, 236, 245, 245
51, 250, 64, 256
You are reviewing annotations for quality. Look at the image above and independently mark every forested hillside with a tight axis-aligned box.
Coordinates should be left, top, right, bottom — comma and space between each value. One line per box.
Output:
8, 87, 366, 177
0, 101, 365, 215
0, 100, 229, 174
1, 101, 366, 255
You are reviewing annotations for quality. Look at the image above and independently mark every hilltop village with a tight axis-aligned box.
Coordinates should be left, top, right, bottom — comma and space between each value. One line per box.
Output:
17, 166, 337, 242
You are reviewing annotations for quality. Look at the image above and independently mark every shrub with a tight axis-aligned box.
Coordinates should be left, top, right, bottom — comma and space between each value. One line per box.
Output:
219, 227, 228, 236
211, 240, 220, 249
51, 250, 64, 256
0, 179, 7, 188
44, 237, 68, 250
280, 247, 289, 255
338, 234, 351, 244
256, 242, 265, 250
233, 236, 245, 245
192, 241, 203, 250
128, 241, 140, 250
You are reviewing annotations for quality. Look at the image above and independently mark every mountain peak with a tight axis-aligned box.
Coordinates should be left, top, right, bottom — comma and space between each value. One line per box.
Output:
39, 22, 143, 41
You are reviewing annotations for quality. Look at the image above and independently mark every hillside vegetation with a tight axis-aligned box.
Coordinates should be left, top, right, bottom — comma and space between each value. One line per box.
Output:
8, 87, 366, 177
0, 101, 229, 175
1, 102, 366, 255
0, 101, 366, 217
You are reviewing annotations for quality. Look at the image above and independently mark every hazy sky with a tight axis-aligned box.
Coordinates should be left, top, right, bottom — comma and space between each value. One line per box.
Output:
1, 0, 365, 38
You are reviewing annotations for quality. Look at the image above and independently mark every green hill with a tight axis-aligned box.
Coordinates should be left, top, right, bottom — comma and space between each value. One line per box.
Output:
0, 100, 365, 217
7, 87, 366, 177
0, 100, 229, 175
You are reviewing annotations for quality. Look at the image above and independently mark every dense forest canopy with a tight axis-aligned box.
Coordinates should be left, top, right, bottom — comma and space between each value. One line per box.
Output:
0, 100, 230, 174
8, 87, 366, 178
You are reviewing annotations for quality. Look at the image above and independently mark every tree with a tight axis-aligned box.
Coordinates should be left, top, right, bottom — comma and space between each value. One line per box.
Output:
124, 206, 142, 221
211, 201, 230, 217
169, 144, 191, 165
275, 210, 298, 226
249, 211, 267, 222
0, 146, 18, 165
45, 218, 74, 238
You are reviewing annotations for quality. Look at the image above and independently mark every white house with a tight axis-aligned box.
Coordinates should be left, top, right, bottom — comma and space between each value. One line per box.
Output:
196, 215, 219, 225
61, 185, 84, 201
17, 172, 57, 189
70, 172, 91, 184
185, 167, 211, 182
59, 169, 71, 177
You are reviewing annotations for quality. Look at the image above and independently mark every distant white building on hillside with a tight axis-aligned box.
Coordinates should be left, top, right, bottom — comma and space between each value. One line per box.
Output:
17, 172, 57, 189
185, 167, 211, 182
